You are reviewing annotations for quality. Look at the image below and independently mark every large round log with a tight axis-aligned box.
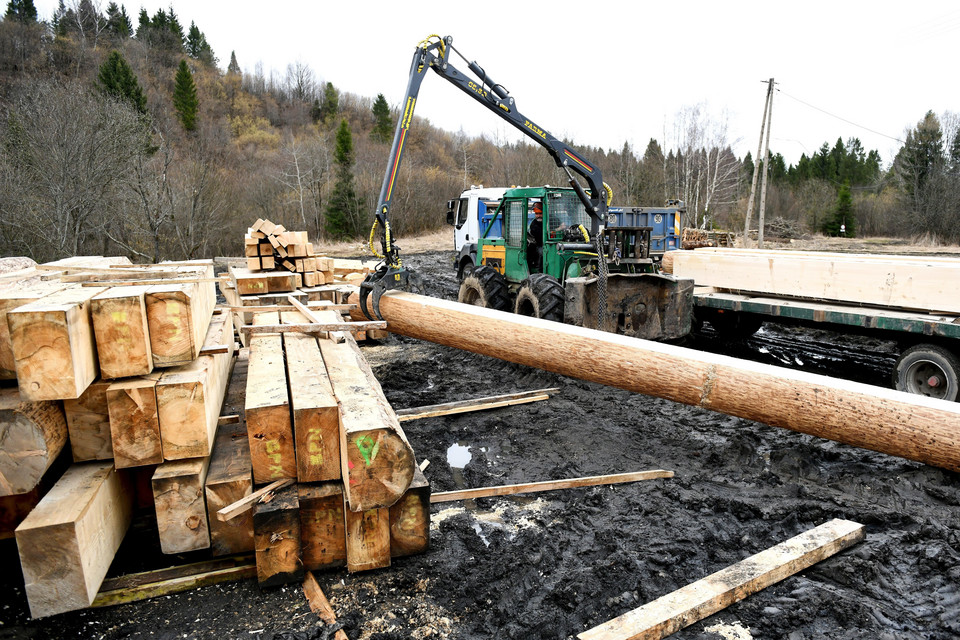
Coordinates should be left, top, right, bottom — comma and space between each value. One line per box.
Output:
0, 388, 68, 496
350, 291, 960, 472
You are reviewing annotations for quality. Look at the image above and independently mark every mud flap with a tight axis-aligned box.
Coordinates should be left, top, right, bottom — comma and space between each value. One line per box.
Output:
564, 273, 694, 340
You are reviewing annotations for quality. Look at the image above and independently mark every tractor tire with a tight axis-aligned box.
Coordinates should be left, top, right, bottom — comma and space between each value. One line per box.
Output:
893, 343, 960, 401
458, 266, 512, 311
514, 273, 565, 323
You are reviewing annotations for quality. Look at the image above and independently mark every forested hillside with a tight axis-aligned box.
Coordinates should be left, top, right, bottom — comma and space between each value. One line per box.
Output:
1, 1, 957, 263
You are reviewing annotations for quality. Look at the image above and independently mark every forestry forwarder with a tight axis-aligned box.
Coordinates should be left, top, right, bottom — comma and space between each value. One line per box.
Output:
360, 35, 691, 340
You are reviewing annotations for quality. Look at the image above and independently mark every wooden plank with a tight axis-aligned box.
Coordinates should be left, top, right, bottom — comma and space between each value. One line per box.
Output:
107, 374, 163, 468
62, 379, 113, 461
91, 285, 153, 378
253, 483, 303, 586
0, 487, 42, 540
317, 318, 415, 512
152, 456, 212, 554
206, 351, 254, 555
344, 502, 390, 573
15, 462, 133, 618
242, 320, 386, 335
281, 310, 341, 482
156, 313, 235, 460
578, 519, 865, 640
349, 290, 960, 474
389, 467, 430, 558
245, 312, 296, 483
671, 248, 960, 313
146, 264, 216, 368
396, 388, 558, 422
0, 388, 69, 496
230, 266, 298, 296
216, 478, 294, 522
0, 279, 73, 379
93, 563, 256, 607
299, 483, 347, 571
8, 286, 108, 400
302, 571, 349, 640
432, 470, 674, 503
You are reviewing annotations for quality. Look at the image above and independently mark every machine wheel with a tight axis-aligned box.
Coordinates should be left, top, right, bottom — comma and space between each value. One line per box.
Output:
458, 266, 511, 311
457, 258, 474, 282
707, 310, 763, 340
893, 344, 960, 401
514, 273, 565, 322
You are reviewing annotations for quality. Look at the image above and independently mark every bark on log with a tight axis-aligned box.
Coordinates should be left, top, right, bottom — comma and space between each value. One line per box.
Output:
0, 388, 69, 496
350, 291, 960, 473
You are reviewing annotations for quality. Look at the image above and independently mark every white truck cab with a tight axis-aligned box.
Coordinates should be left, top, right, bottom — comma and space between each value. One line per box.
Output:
446, 185, 507, 279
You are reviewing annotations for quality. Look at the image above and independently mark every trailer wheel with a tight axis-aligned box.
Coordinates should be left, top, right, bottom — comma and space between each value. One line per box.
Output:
514, 273, 565, 323
458, 266, 511, 311
893, 344, 960, 401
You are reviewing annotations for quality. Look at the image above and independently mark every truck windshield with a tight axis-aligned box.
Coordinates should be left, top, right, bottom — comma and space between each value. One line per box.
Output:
548, 191, 589, 233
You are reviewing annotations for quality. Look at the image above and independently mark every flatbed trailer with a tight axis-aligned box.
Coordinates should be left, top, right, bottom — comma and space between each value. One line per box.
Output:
693, 287, 960, 401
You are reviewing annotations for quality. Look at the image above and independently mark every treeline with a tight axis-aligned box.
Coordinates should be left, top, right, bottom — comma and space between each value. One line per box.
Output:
1, 2, 958, 265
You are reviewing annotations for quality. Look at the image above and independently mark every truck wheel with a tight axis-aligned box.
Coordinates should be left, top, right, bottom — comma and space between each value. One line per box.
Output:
514, 273, 564, 322
457, 258, 474, 282
458, 266, 511, 311
893, 344, 960, 401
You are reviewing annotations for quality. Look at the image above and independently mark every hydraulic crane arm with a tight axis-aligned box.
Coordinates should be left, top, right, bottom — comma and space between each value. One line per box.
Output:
362, 34, 610, 319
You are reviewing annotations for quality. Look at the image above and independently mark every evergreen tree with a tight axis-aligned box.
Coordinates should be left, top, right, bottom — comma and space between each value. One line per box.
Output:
310, 98, 321, 124
227, 50, 240, 75
894, 111, 944, 198
318, 82, 338, 125
135, 7, 149, 36
324, 118, 359, 238
5, 0, 38, 22
185, 21, 215, 65
822, 182, 855, 237
104, 2, 131, 38
173, 59, 199, 131
97, 50, 147, 114
370, 93, 393, 143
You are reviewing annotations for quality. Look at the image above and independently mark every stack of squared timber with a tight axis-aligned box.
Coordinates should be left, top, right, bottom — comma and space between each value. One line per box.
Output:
221, 254, 386, 348
3, 258, 238, 617
239, 302, 427, 586
6, 254, 414, 617
669, 247, 960, 313
244, 219, 333, 287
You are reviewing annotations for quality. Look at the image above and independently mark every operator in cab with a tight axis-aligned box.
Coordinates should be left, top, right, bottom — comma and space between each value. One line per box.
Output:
527, 201, 543, 273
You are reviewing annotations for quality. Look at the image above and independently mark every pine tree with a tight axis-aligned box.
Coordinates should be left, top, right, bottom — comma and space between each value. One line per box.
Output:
97, 50, 147, 114
370, 93, 393, 143
227, 50, 240, 75
5, 0, 38, 22
104, 2, 131, 38
318, 82, 339, 125
324, 119, 359, 238
822, 182, 855, 237
185, 21, 215, 65
173, 59, 199, 131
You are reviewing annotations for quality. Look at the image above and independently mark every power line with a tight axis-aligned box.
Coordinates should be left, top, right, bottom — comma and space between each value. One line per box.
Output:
776, 88, 904, 144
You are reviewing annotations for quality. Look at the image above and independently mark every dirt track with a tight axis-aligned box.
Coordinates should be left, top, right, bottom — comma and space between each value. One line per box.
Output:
2, 247, 959, 640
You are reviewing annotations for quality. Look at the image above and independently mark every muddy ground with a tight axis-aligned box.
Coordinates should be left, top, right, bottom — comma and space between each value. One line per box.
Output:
2, 248, 959, 640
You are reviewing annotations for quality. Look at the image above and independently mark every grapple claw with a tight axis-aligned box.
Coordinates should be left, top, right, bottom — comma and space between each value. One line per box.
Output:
359, 264, 425, 320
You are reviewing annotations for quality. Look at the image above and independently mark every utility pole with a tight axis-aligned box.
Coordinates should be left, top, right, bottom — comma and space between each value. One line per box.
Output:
744, 78, 774, 248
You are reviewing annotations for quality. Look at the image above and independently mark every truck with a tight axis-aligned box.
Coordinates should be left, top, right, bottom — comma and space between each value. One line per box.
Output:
360, 35, 693, 340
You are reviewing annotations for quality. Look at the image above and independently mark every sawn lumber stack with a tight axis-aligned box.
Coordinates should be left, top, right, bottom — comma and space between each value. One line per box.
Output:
3, 254, 425, 619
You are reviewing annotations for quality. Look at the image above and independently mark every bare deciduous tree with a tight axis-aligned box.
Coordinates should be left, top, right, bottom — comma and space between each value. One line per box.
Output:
0, 80, 144, 261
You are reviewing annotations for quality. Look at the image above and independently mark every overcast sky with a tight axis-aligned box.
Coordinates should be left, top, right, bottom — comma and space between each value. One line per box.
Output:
36, 1, 960, 167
